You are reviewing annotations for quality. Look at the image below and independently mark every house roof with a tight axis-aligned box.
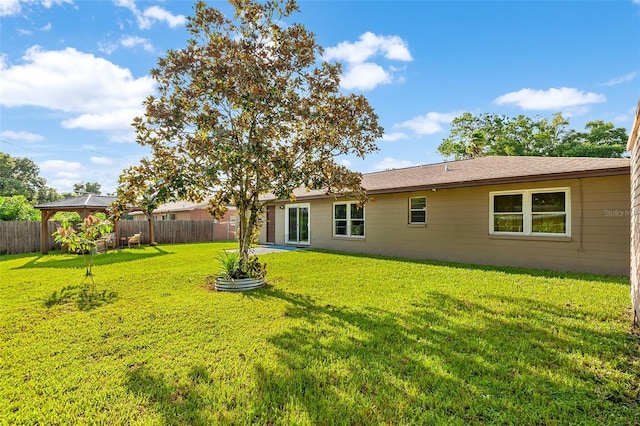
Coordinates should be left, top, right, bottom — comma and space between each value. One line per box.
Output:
35, 194, 116, 210
268, 156, 630, 201
128, 200, 236, 216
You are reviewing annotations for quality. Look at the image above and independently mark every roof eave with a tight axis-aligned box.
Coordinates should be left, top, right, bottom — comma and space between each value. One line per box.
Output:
265, 166, 630, 202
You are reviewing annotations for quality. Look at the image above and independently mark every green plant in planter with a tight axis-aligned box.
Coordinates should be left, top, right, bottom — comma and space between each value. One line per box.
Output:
217, 250, 242, 279
217, 251, 266, 280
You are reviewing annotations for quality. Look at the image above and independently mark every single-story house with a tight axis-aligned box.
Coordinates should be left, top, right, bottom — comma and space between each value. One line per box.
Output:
129, 200, 236, 222
129, 200, 237, 241
259, 156, 631, 276
628, 99, 640, 326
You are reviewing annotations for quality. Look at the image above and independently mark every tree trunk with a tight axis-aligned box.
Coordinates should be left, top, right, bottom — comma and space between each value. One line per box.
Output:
237, 205, 251, 265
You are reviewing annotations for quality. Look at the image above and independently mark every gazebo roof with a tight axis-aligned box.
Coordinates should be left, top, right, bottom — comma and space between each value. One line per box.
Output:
35, 194, 116, 210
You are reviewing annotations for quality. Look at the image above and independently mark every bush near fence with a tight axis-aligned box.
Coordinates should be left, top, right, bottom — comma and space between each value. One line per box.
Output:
0, 220, 236, 255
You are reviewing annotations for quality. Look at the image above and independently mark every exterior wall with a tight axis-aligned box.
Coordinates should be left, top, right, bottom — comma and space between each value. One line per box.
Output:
631, 144, 640, 324
629, 107, 640, 325
260, 175, 630, 276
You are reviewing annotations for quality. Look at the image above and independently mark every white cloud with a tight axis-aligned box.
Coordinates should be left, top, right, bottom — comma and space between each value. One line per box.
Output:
601, 72, 637, 87
0, 130, 45, 142
114, 0, 185, 30
143, 6, 186, 28
340, 62, 391, 91
1, 0, 73, 17
381, 132, 409, 142
494, 87, 606, 110
397, 111, 458, 135
0, 0, 21, 16
39, 159, 86, 190
340, 159, 352, 167
325, 32, 412, 91
98, 41, 118, 55
90, 156, 115, 166
324, 32, 412, 64
372, 157, 417, 171
120, 35, 154, 52
40, 22, 52, 31
0, 46, 155, 141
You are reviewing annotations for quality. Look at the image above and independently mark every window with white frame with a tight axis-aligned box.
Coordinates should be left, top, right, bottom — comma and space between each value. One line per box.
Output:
409, 196, 427, 224
490, 188, 570, 236
334, 202, 365, 238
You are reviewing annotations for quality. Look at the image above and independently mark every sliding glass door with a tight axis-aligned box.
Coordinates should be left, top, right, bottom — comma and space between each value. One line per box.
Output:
285, 204, 310, 245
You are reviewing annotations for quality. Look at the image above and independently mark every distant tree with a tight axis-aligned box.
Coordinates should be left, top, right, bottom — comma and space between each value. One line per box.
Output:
438, 113, 627, 160
438, 113, 570, 159
118, 0, 382, 270
0, 196, 41, 221
552, 120, 627, 158
73, 182, 101, 195
0, 152, 60, 203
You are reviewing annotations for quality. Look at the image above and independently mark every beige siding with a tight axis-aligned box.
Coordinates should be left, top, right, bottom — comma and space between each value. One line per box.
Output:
630, 132, 640, 325
260, 175, 630, 276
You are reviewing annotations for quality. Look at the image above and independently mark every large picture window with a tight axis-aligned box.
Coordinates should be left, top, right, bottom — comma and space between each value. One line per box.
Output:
490, 188, 570, 236
409, 196, 427, 224
334, 202, 365, 238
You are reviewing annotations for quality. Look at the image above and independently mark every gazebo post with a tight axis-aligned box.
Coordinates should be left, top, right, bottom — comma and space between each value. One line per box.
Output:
41, 210, 56, 254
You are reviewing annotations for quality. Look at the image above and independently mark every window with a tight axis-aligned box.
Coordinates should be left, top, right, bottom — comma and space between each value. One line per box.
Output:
409, 196, 427, 224
490, 188, 570, 236
334, 202, 365, 238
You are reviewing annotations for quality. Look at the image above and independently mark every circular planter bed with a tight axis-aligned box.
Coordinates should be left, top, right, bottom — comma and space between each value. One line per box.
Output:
215, 277, 265, 292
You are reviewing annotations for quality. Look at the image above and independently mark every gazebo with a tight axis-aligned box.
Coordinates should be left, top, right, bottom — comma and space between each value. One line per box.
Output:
35, 194, 116, 254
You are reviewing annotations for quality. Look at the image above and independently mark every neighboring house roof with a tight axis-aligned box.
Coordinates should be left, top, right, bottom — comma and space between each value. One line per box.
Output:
129, 200, 236, 216
35, 194, 116, 210
266, 156, 630, 202
628, 98, 640, 152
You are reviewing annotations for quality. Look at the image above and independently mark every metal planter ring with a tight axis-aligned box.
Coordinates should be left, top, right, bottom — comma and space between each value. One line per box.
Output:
215, 277, 265, 292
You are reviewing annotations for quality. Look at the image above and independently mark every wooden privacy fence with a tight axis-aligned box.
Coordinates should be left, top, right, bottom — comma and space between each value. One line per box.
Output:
0, 221, 59, 255
0, 220, 236, 255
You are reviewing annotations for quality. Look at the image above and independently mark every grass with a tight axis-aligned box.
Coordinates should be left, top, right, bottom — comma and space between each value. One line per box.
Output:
1, 242, 638, 425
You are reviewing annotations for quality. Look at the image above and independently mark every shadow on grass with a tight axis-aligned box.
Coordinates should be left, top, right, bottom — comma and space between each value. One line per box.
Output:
308, 249, 630, 284
126, 364, 211, 425
243, 286, 638, 424
14, 245, 173, 271
44, 282, 118, 311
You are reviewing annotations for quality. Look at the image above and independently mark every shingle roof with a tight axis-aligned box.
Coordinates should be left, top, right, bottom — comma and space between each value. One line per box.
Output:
35, 194, 116, 210
273, 156, 630, 201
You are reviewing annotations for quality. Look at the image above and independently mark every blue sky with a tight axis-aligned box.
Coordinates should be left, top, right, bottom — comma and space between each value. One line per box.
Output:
1, 0, 639, 195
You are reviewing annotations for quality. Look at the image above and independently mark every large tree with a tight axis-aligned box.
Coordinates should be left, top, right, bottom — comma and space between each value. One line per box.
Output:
118, 0, 382, 265
437, 113, 627, 160
0, 152, 60, 203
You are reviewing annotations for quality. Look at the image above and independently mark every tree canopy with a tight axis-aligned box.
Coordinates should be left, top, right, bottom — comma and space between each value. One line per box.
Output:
117, 0, 382, 264
73, 182, 102, 196
0, 152, 60, 204
437, 113, 628, 160
0, 196, 41, 221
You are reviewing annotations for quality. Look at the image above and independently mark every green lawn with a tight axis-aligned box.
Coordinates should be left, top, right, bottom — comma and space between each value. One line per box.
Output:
1, 242, 638, 425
